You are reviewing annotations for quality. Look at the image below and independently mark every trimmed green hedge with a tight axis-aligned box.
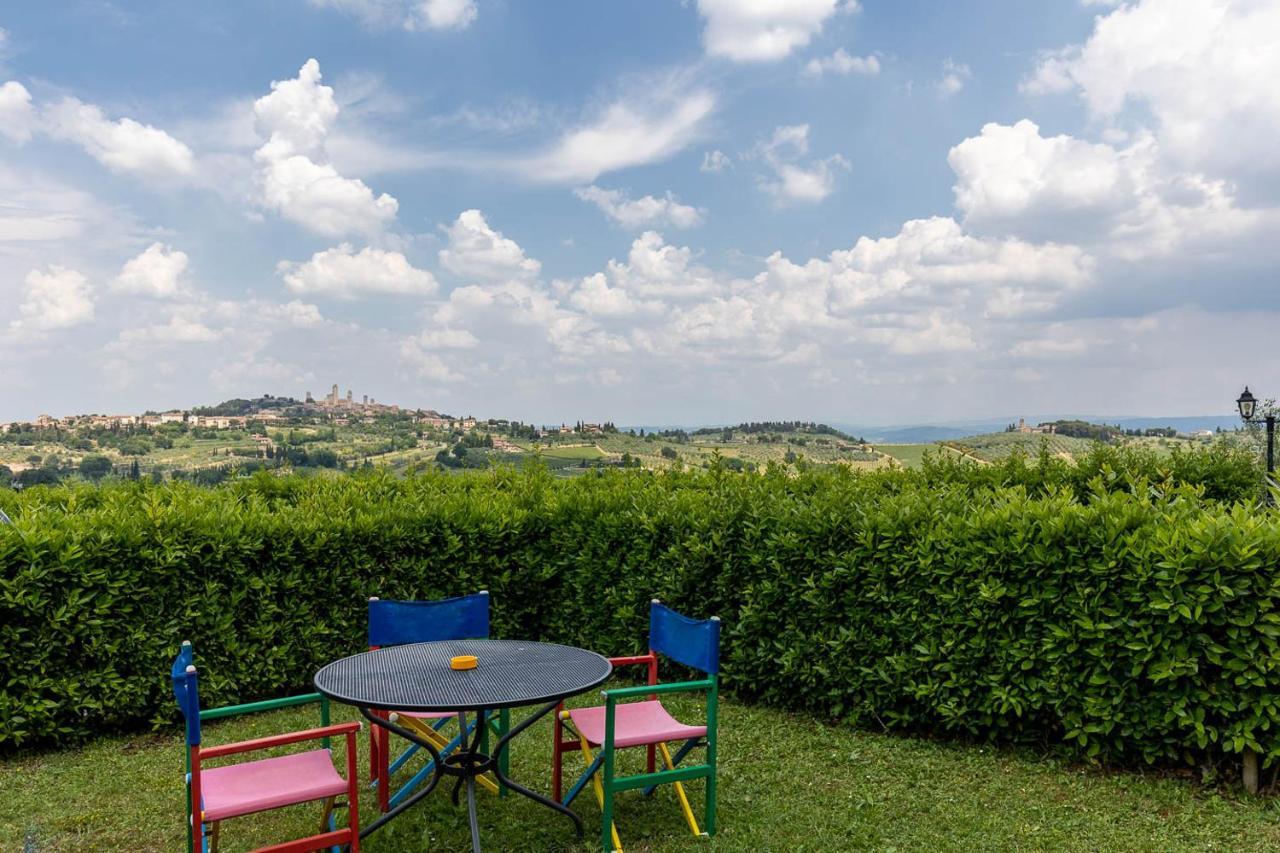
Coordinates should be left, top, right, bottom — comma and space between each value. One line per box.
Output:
1, 449, 1278, 772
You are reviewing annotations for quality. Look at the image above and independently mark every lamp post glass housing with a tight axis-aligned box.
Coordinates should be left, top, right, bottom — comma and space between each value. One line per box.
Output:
1237, 386, 1258, 421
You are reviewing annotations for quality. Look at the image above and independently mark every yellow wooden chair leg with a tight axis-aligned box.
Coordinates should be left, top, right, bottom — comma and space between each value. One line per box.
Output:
319, 796, 335, 833
659, 742, 702, 837
577, 734, 623, 852
399, 715, 501, 794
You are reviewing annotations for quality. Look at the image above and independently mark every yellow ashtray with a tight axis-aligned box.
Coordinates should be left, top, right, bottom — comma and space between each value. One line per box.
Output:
451, 655, 478, 671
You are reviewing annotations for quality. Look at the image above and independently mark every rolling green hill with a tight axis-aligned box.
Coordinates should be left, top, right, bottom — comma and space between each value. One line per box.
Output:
944, 432, 1096, 463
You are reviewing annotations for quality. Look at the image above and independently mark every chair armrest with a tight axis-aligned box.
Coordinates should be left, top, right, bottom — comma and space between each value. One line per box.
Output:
608, 653, 657, 668
200, 721, 361, 760
602, 678, 715, 702
200, 692, 326, 722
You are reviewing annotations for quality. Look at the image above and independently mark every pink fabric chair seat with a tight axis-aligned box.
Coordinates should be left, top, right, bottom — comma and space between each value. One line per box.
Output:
569, 700, 707, 749
201, 748, 348, 821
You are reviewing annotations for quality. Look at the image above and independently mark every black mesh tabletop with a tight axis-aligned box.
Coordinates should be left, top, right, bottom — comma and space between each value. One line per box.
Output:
314, 639, 613, 712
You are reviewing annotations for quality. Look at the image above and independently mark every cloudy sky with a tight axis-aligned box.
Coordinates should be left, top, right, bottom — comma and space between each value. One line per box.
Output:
2, 0, 1278, 425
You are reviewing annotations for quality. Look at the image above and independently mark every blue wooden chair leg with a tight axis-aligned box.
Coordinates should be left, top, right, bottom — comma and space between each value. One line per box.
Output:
387, 718, 477, 809
374, 717, 450, 789
385, 742, 421, 779
562, 751, 605, 807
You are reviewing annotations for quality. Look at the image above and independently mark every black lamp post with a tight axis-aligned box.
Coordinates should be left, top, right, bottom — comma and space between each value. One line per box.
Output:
1236, 386, 1275, 500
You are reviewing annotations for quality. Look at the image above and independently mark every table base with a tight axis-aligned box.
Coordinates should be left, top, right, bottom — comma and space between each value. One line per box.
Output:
359, 701, 583, 852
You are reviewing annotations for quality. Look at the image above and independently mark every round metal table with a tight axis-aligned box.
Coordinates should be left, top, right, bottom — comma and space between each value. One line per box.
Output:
315, 638, 612, 852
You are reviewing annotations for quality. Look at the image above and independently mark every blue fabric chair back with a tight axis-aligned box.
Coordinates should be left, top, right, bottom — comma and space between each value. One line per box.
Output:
170, 641, 201, 745
649, 601, 720, 674
368, 591, 490, 647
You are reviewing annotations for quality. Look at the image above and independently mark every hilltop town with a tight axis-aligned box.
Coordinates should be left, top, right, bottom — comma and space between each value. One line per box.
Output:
1, 384, 627, 438
0, 385, 887, 486
4, 384, 471, 434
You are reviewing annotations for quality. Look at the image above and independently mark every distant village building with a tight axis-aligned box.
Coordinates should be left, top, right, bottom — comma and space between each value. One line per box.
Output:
1016, 418, 1055, 435
311, 382, 399, 415
192, 415, 244, 429
417, 411, 451, 427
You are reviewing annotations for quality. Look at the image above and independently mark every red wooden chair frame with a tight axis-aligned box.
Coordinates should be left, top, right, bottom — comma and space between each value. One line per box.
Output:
552, 652, 659, 803
189, 722, 362, 853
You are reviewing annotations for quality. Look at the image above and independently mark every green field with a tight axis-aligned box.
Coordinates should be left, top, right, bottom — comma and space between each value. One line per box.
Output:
875, 443, 978, 468
875, 443, 936, 468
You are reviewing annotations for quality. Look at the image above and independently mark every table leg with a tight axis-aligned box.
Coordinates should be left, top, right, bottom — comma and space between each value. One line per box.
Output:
357, 706, 445, 840
491, 701, 585, 839
463, 709, 487, 852
466, 775, 481, 853
359, 702, 586, 848
450, 710, 486, 806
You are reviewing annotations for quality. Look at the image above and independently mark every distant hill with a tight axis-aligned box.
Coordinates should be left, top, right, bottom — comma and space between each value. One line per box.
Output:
836, 423, 1010, 443
884, 425, 990, 443
1105, 415, 1238, 434
842, 415, 1239, 443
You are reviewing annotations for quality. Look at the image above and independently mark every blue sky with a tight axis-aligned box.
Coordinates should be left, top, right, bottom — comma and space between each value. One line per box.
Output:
2, 0, 1278, 424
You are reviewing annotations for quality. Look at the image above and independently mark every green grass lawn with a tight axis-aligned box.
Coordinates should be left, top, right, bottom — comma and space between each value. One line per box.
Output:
3, 694, 1278, 852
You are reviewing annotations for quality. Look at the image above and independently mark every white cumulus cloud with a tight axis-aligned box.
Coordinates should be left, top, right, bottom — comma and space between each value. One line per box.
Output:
698, 0, 850, 62
1021, 0, 1280, 183
112, 243, 191, 298
252, 59, 399, 236
937, 59, 971, 97
277, 243, 437, 298
0, 81, 36, 144
574, 185, 704, 229
42, 97, 194, 177
755, 124, 849, 203
701, 150, 732, 172
439, 209, 541, 281
117, 310, 222, 345
408, 0, 477, 30
804, 49, 879, 77
11, 266, 94, 333
949, 119, 1272, 259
